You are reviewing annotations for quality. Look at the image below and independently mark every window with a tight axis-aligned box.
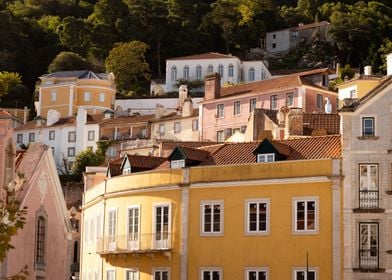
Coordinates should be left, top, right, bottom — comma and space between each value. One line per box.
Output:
29, 132, 35, 142
293, 269, 316, 280
184, 65, 190, 80
141, 127, 147, 138
294, 198, 317, 233
228, 64, 234, 77
84, 92, 91, 102
174, 122, 181, 133
250, 98, 257, 112
99, 93, 105, 102
201, 201, 223, 235
200, 268, 222, 280
192, 119, 198, 131
88, 130, 95, 141
68, 147, 75, 157
171, 159, 185, 169
292, 31, 298, 38
359, 164, 378, 209
316, 94, 323, 109
272, 34, 276, 39
106, 270, 115, 280
234, 101, 241, 115
36, 216, 46, 265
362, 117, 375, 137
108, 209, 117, 250
249, 67, 255, 81
350, 89, 356, 98
154, 204, 170, 249
51, 147, 54, 156
159, 124, 165, 136
261, 68, 266, 80
246, 199, 269, 234
50, 90, 57, 102
126, 269, 139, 280
216, 104, 224, 118
153, 269, 169, 280
68, 131, 76, 142
17, 133, 23, 143
270, 95, 278, 110
246, 268, 268, 280
196, 65, 202, 79
272, 43, 276, 49
171, 66, 177, 81
218, 64, 224, 77
286, 92, 294, 107
359, 222, 379, 269
257, 153, 275, 163
127, 207, 139, 250
216, 130, 224, 142
49, 130, 55, 140
207, 64, 214, 74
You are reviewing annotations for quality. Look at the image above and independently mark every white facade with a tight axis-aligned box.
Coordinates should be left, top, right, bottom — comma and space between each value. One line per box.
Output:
265, 28, 293, 55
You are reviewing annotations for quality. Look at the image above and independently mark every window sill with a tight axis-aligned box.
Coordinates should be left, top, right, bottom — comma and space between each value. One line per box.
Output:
353, 208, 385, 213
357, 136, 379, 140
353, 268, 385, 273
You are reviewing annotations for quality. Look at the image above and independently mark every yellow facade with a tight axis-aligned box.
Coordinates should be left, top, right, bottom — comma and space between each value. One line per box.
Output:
82, 159, 342, 280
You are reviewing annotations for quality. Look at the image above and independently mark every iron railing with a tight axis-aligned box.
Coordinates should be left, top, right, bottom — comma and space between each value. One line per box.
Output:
359, 190, 379, 209
359, 249, 379, 269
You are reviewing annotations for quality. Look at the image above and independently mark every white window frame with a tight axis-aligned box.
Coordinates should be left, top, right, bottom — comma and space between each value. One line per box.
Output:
216, 104, 224, 118
127, 205, 140, 250
171, 66, 177, 81
270, 95, 278, 110
152, 203, 171, 250
50, 90, 57, 102
16, 133, 23, 143
159, 124, 165, 136
228, 64, 234, 77
361, 116, 376, 137
292, 197, 319, 234
184, 65, 190, 80
234, 101, 241, 116
216, 130, 224, 142
171, 159, 185, 169
286, 92, 294, 107
107, 208, 117, 251
207, 64, 214, 74
99, 92, 105, 102
96, 212, 102, 240
88, 130, 95, 141
152, 268, 170, 280
84, 91, 91, 102
292, 267, 318, 280
245, 199, 270, 235
125, 268, 139, 280
200, 200, 224, 236
174, 122, 181, 134
68, 131, 76, 142
200, 267, 222, 280
196, 65, 202, 79
49, 130, 55, 140
106, 269, 115, 280
218, 64, 224, 77
28, 132, 35, 142
245, 267, 269, 280
257, 153, 275, 163
68, 147, 75, 157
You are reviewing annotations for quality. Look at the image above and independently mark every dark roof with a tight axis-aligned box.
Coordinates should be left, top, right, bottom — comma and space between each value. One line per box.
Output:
168, 52, 237, 60
40, 70, 104, 80
107, 157, 123, 177
169, 146, 210, 162
125, 154, 166, 170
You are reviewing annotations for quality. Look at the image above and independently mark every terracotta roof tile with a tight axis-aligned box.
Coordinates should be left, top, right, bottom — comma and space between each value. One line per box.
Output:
150, 109, 198, 122
99, 114, 155, 127
175, 146, 210, 162
303, 113, 340, 135
126, 154, 166, 169
160, 141, 219, 157
168, 52, 237, 60
107, 157, 123, 176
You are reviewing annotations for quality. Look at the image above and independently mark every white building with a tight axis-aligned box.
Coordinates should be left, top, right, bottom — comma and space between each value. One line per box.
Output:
151, 52, 271, 93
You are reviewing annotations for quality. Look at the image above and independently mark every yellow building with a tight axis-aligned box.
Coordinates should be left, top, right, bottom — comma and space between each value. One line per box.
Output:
81, 136, 342, 280
37, 70, 116, 118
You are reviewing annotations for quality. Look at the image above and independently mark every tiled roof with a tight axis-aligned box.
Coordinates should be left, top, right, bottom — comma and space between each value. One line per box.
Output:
293, 21, 329, 31
302, 113, 340, 135
40, 70, 103, 80
99, 114, 155, 127
15, 150, 26, 169
159, 141, 219, 157
175, 146, 210, 162
0, 110, 13, 118
107, 157, 123, 177
126, 154, 166, 169
335, 74, 382, 88
150, 109, 198, 123
168, 52, 237, 61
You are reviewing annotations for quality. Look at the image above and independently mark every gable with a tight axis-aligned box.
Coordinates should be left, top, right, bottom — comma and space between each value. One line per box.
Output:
168, 146, 186, 161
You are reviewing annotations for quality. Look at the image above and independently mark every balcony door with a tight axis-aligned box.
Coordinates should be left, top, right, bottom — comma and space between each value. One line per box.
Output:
108, 209, 117, 251
359, 164, 378, 209
154, 204, 170, 249
127, 206, 140, 250
359, 222, 379, 269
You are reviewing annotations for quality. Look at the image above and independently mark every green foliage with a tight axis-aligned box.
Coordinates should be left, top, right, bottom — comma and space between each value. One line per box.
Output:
174, 79, 204, 93
0, 71, 22, 97
339, 64, 355, 80
71, 147, 105, 179
47, 51, 90, 73
105, 41, 151, 95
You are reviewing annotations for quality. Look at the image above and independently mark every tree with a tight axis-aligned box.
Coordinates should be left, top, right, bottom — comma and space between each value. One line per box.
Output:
105, 41, 151, 95
47, 51, 90, 73
0, 72, 22, 99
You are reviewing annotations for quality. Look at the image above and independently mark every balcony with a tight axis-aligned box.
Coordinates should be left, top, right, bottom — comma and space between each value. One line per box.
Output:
359, 190, 379, 209
97, 233, 173, 258
358, 249, 382, 271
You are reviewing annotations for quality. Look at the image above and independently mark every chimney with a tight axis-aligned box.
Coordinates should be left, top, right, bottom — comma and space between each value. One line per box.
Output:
46, 110, 60, 126
182, 98, 193, 117
387, 53, 392, 76
178, 85, 188, 108
364, 65, 372, 76
23, 106, 28, 124
155, 104, 165, 119
336, 63, 340, 76
204, 73, 221, 101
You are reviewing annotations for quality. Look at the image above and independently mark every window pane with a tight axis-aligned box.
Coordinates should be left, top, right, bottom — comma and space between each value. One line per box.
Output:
212, 271, 220, 280
296, 202, 305, 230
204, 205, 211, 232
213, 204, 220, 232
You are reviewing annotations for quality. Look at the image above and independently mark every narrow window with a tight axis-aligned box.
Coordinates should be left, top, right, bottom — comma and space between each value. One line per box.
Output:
99, 93, 105, 102
196, 65, 202, 79
174, 122, 181, 133
228, 64, 234, 77
359, 164, 378, 209
49, 130, 55, 140
184, 65, 190, 80
316, 94, 323, 109
362, 117, 375, 137
29, 132, 35, 142
127, 207, 139, 250
249, 67, 255, 81
126, 270, 139, 280
359, 222, 379, 269
294, 198, 317, 232
201, 201, 223, 235
68, 131, 76, 142
106, 270, 115, 280
88, 130, 95, 141
159, 124, 165, 136
249, 98, 257, 112
207, 64, 214, 74
192, 119, 198, 131
246, 200, 269, 234
286, 92, 294, 107
154, 205, 170, 249
108, 209, 117, 250
50, 90, 57, 102
216, 131, 224, 142
17, 133, 23, 143
171, 66, 177, 81
36, 216, 46, 265
216, 104, 224, 118
68, 147, 75, 157
234, 101, 241, 115
84, 92, 91, 102
270, 95, 278, 110
218, 64, 224, 77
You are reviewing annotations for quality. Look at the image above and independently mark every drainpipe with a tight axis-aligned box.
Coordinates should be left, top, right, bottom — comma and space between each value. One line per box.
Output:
180, 168, 190, 280
100, 179, 107, 279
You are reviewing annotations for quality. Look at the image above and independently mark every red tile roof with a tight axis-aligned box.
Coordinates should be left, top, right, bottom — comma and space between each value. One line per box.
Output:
107, 157, 123, 176
150, 109, 198, 123
168, 52, 237, 61
99, 114, 155, 127
125, 154, 166, 169
302, 113, 340, 135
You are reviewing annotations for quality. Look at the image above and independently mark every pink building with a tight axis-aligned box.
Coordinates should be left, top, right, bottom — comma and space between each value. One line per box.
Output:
199, 69, 338, 141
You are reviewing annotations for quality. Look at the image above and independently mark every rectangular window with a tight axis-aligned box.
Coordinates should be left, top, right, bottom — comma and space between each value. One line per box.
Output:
246, 199, 269, 234
108, 209, 117, 251
270, 95, 278, 110
286, 92, 294, 107
88, 130, 95, 141
174, 122, 181, 133
272, 43, 276, 49
216, 130, 224, 142
359, 164, 378, 209
159, 124, 165, 136
99, 93, 105, 102
68, 131, 76, 142
68, 147, 75, 157
246, 268, 268, 280
51, 147, 54, 156
49, 130, 55, 140
171, 159, 185, 169
316, 94, 323, 109
257, 153, 275, 163
106, 270, 115, 280
153, 269, 169, 280
192, 119, 198, 131
362, 117, 375, 137
201, 201, 223, 235
127, 207, 139, 250
50, 90, 57, 102
17, 133, 23, 143
126, 269, 139, 280
154, 204, 170, 249
36, 217, 46, 264
359, 222, 379, 269
294, 269, 316, 280
350, 89, 356, 98
294, 198, 317, 233
216, 104, 224, 118
250, 98, 257, 113
201, 268, 222, 280
84, 92, 91, 102
29, 132, 35, 142
234, 101, 241, 115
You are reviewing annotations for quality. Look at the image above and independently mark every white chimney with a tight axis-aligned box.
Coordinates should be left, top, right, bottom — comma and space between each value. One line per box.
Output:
155, 104, 165, 119
324, 97, 332, 114
47, 109, 60, 126
178, 85, 188, 108
364, 65, 372, 76
387, 53, 392, 76
182, 98, 193, 117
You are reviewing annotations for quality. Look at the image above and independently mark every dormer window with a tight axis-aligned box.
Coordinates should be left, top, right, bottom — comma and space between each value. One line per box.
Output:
257, 153, 275, 163
171, 159, 185, 169
123, 167, 131, 175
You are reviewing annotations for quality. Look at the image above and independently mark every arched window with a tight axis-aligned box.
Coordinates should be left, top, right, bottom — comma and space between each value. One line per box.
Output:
36, 216, 46, 265
249, 67, 255, 81
207, 64, 214, 74
228, 64, 234, 77
183, 65, 190, 80
196, 65, 202, 79
218, 64, 224, 77
171, 66, 177, 81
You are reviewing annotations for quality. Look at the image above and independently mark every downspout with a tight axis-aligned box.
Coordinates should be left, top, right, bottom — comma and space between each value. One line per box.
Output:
100, 179, 107, 279
180, 168, 190, 280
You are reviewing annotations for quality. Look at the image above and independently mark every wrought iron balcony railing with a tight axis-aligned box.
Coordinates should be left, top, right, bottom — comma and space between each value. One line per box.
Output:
359, 190, 379, 209
359, 249, 379, 270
